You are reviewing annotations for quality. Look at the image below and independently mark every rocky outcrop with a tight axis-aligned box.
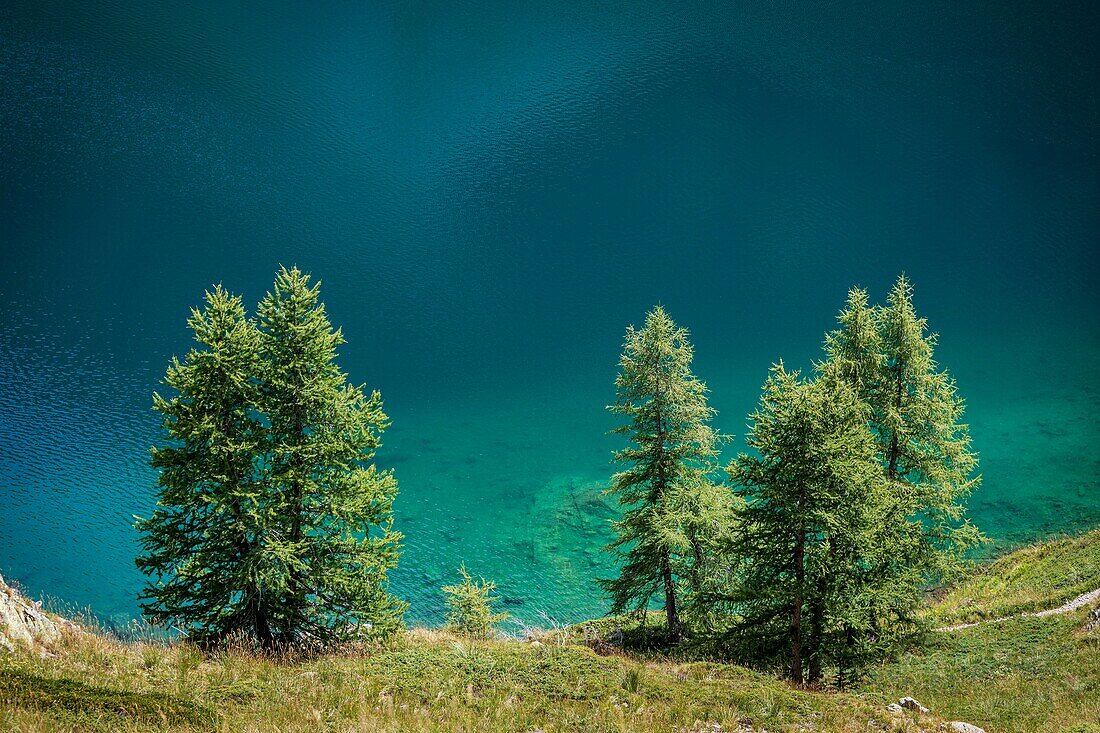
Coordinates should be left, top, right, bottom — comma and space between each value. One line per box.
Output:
0, 571, 80, 655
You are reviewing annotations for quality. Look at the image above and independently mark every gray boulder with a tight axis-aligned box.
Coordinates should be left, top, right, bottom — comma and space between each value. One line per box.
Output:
1083, 606, 1100, 633
947, 723, 986, 733
0, 571, 78, 655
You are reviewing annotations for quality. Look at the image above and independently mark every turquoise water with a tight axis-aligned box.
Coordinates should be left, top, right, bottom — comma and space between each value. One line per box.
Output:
1, 1, 1098, 628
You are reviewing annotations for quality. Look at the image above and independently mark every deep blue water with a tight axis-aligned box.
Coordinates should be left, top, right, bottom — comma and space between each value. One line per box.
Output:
1, 1, 1098, 628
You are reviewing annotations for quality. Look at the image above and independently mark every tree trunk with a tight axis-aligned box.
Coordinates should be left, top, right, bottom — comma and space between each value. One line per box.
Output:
652, 352, 683, 642
837, 624, 855, 689
251, 595, 275, 650
284, 398, 307, 636
222, 410, 267, 647
661, 551, 683, 641
807, 573, 826, 684
791, 525, 805, 684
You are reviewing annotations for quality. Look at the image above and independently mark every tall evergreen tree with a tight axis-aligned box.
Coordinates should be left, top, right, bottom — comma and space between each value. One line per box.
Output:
256, 266, 406, 644
137, 268, 406, 649
874, 275, 982, 581
822, 276, 982, 590
601, 306, 723, 641
806, 275, 983, 674
135, 286, 271, 645
715, 276, 982, 684
728, 364, 884, 685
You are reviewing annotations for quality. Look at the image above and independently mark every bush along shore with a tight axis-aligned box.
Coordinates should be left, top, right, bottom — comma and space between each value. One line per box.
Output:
2, 270, 1098, 731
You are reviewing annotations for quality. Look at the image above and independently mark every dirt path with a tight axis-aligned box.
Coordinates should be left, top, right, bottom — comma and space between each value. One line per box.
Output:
937, 587, 1100, 632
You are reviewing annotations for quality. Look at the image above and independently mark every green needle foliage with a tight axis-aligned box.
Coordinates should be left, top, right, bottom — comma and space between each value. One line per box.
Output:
135, 286, 268, 647
441, 565, 509, 638
720, 275, 983, 686
136, 267, 406, 650
820, 276, 983, 605
601, 306, 727, 642
820, 287, 881, 400
727, 365, 885, 685
256, 266, 406, 645
873, 275, 983, 578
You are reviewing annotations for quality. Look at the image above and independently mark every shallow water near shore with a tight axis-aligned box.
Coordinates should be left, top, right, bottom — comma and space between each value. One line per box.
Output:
1, 1, 1098, 627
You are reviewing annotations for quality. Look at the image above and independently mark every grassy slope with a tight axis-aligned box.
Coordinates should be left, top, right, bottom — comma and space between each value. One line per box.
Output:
2, 529, 1099, 733
865, 529, 1100, 733
927, 529, 1100, 626
0, 629, 924, 733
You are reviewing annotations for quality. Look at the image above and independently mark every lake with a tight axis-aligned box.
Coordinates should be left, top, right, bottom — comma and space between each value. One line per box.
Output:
1, 0, 1098, 627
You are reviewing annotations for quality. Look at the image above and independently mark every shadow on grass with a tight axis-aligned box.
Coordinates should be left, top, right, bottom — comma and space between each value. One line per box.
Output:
0, 667, 216, 730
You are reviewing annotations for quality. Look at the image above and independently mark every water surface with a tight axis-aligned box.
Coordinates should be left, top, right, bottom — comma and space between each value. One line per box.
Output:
1, 1, 1098, 627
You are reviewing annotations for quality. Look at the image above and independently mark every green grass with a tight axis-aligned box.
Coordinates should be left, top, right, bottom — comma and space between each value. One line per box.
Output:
4, 528, 1100, 732
927, 529, 1100, 626
865, 612, 1100, 732
864, 527, 1100, 733
0, 664, 215, 730
0, 628, 928, 733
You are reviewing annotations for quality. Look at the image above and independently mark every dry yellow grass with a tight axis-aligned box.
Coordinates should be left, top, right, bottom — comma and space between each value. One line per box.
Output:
0, 624, 933, 733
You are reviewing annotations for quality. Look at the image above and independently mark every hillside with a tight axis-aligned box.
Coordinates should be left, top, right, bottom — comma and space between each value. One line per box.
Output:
1, 530, 1098, 733
865, 529, 1100, 733
0, 622, 926, 733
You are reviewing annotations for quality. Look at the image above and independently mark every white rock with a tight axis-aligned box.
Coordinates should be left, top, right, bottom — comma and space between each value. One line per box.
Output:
0, 571, 76, 655
885, 703, 902, 713
948, 723, 986, 733
899, 696, 930, 713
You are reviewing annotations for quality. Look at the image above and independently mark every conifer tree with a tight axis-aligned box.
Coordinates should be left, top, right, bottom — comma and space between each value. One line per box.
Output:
820, 287, 881, 404
256, 266, 406, 644
811, 275, 983, 670
442, 565, 509, 638
135, 286, 271, 645
822, 277, 982, 596
728, 364, 884, 684
716, 277, 982, 683
137, 268, 406, 649
601, 306, 723, 641
874, 275, 982, 581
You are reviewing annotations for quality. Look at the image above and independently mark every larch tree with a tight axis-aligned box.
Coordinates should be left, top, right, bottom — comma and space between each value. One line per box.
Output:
442, 564, 509, 638
821, 277, 982, 601
812, 275, 983, 664
873, 275, 983, 582
137, 267, 406, 650
601, 305, 724, 641
728, 364, 884, 685
256, 266, 406, 644
136, 286, 271, 645
820, 286, 881, 405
